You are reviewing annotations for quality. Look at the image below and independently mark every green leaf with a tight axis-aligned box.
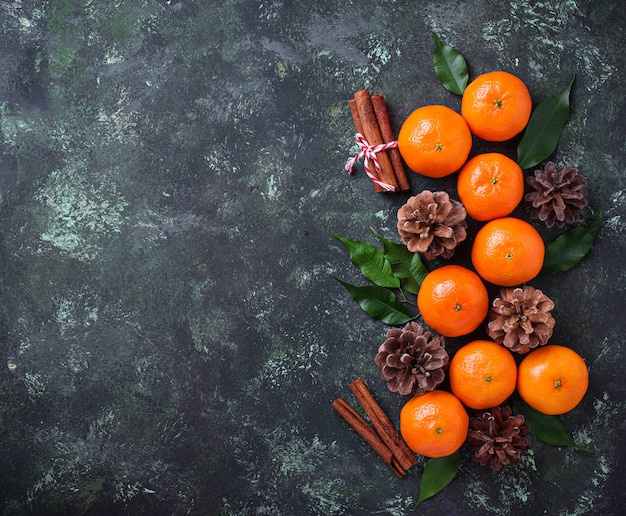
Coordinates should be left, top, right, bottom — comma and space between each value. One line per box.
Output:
332, 277, 413, 325
372, 230, 428, 295
512, 400, 592, 452
540, 214, 603, 275
432, 32, 469, 95
416, 451, 461, 506
332, 234, 400, 288
517, 74, 575, 170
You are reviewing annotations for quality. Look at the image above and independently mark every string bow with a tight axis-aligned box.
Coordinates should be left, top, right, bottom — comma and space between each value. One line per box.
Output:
345, 133, 398, 192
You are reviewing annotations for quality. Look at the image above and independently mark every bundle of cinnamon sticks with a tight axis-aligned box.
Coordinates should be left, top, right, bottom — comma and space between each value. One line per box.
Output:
349, 89, 411, 193
332, 378, 417, 477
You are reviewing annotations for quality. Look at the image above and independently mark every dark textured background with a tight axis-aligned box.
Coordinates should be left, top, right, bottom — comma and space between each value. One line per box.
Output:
0, 1, 624, 514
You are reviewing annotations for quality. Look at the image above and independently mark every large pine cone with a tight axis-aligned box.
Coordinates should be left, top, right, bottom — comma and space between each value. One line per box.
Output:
466, 406, 530, 470
374, 321, 448, 396
397, 190, 468, 260
525, 161, 588, 228
487, 286, 555, 354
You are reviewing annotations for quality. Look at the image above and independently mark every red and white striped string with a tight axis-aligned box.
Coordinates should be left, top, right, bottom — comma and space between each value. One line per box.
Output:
345, 133, 398, 192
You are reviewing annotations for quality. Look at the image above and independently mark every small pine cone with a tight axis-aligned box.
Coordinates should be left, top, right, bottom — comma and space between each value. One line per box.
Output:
487, 286, 555, 354
374, 321, 448, 396
397, 190, 468, 260
466, 406, 531, 471
525, 161, 588, 228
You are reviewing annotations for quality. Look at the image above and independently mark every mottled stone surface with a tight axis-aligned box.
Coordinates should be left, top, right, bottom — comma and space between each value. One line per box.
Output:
0, 1, 624, 514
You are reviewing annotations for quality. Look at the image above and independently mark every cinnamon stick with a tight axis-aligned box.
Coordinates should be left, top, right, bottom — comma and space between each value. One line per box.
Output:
370, 94, 410, 192
348, 99, 365, 136
353, 89, 399, 192
332, 397, 405, 477
349, 378, 417, 471
349, 98, 384, 193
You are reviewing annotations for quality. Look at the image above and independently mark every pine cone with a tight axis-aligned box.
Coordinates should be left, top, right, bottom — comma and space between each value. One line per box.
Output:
374, 321, 448, 396
487, 287, 555, 354
466, 406, 530, 471
397, 190, 468, 260
525, 161, 588, 228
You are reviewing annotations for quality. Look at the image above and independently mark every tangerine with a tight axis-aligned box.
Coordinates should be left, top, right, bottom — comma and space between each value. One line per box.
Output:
449, 340, 517, 409
471, 217, 545, 287
461, 71, 532, 142
400, 390, 469, 458
517, 344, 589, 415
397, 105, 472, 178
417, 265, 489, 338
457, 153, 524, 221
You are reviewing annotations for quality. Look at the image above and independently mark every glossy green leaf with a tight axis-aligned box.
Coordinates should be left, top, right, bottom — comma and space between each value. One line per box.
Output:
372, 230, 428, 295
432, 32, 469, 95
512, 400, 591, 451
416, 451, 461, 506
517, 74, 575, 170
332, 277, 413, 325
540, 214, 603, 275
332, 233, 400, 288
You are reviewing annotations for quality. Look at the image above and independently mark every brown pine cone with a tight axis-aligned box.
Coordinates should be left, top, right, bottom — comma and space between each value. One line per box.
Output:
466, 406, 530, 470
374, 321, 448, 396
525, 161, 588, 228
487, 286, 555, 354
397, 190, 468, 260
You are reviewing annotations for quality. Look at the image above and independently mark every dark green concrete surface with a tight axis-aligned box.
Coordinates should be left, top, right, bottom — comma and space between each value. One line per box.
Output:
1, 1, 625, 514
